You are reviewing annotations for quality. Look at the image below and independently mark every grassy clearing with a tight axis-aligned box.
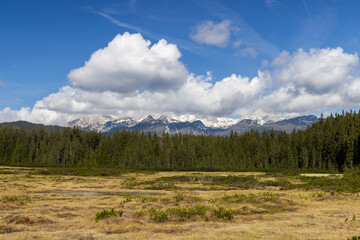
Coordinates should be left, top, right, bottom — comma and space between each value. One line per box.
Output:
0, 166, 360, 239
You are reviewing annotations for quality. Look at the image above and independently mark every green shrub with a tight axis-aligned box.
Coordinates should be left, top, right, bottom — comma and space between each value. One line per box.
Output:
288, 174, 360, 193
1, 196, 31, 204
348, 236, 360, 240
158, 176, 200, 182
133, 210, 146, 218
214, 192, 278, 204
95, 208, 124, 221
148, 208, 168, 222
174, 193, 185, 203
212, 206, 234, 221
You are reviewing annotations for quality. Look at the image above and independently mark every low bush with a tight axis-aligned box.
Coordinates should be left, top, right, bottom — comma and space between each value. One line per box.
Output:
133, 210, 146, 218
174, 193, 185, 203
148, 208, 168, 222
289, 174, 360, 193
95, 208, 124, 221
212, 206, 234, 220
212, 192, 278, 204
348, 236, 360, 240
1, 196, 31, 204
166, 206, 209, 219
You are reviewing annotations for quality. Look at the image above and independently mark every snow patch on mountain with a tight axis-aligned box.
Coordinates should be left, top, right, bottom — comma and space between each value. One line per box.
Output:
66, 115, 114, 132
151, 113, 239, 129
66, 112, 318, 135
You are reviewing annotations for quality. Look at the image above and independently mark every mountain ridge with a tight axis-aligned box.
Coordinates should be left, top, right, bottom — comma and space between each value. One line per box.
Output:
66, 114, 318, 136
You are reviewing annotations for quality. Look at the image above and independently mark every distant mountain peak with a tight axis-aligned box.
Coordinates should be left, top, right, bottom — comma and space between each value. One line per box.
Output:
66, 113, 318, 136
141, 115, 156, 123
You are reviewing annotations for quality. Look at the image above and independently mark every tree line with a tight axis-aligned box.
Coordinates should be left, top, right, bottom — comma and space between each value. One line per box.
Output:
1, 110, 360, 171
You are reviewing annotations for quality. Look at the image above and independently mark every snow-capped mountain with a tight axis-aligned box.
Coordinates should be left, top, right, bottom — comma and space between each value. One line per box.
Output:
66, 115, 114, 132
66, 113, 318, 136
137, 113, 239, 129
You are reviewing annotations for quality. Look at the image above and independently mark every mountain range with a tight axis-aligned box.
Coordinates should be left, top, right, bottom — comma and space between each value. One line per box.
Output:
66, 114, 318, 136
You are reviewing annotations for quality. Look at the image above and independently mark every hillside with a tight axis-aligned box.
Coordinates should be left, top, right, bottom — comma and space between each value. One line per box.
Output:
0, 121, 63, 132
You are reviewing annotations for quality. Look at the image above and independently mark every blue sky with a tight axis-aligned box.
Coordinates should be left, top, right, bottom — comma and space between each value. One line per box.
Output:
1, 0, 360, 124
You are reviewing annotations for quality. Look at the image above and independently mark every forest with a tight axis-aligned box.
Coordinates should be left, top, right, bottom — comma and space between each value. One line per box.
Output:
1, 110, 360, 172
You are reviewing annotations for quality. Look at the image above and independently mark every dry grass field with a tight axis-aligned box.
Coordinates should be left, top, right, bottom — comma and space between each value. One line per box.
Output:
0, 166, 359, 240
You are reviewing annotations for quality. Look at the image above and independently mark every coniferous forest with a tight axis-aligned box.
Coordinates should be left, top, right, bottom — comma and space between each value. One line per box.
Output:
1, 110, 360, 172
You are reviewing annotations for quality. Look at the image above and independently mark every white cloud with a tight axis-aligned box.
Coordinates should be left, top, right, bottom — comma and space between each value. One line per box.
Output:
8, 70, 269, 125
1, 32, 360, 126
255, 47, 360, 115
190, 20, 231, 47
271, 51, 291, 67
257, 85, 343, 114
345, 78, 360, 102
68, 32, 188, 93
237, 47, 258, 58
274, 48, 358, 94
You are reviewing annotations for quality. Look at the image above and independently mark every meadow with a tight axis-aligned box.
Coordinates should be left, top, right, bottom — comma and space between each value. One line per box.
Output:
1, 166, 360, 239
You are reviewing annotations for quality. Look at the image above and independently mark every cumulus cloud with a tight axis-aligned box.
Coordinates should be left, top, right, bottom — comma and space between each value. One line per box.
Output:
190, 20, 231, 47
344, 78, 360, 103
273, 48, 358, 94
68, 32, 188, 93
257, 85, 343, 114
0, 106, 69, 125
5, 70, 269, 125
1, 32, 360, 125
271, 51, 291, 67
255, 47, 360, 115
0, 80, 5, 88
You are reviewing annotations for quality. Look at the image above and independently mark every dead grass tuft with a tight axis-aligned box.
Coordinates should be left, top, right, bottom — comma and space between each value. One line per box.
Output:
56, 212, 78, 218
0, 224, 24, 233
5, 215, 55, 225
103, 224, 141, 234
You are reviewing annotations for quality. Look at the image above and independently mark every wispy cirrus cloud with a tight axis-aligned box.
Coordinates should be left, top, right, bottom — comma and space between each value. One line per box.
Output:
85, 6, 244, 63
294, 6, 337, 49
302, 0, 311, 18
85, 7, 210, 55
237, 47, 258, 58
265, 0, 279, 8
